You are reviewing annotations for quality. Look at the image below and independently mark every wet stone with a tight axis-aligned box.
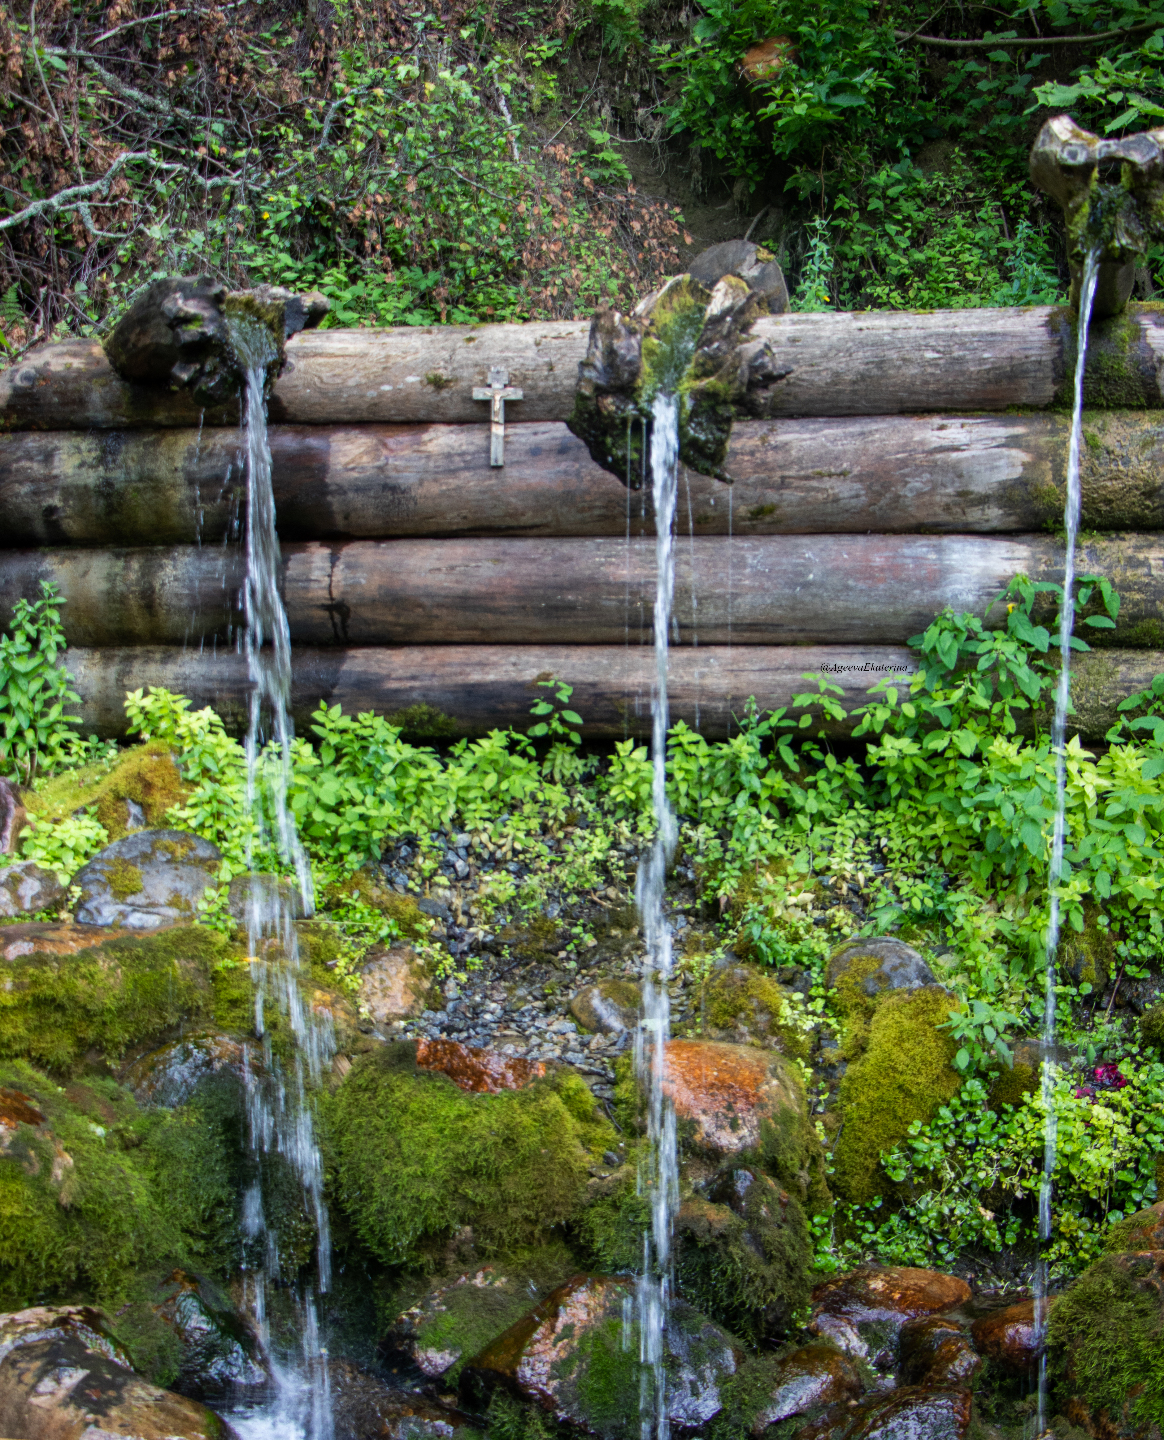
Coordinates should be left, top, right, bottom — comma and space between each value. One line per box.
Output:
415, 1038, 548, 1093
744, 1345, 862, 1431
0, 778, 26, 856
898, 1315, 981, 1387
570, 979, 641, 1034
0, 920, 123, 961
461, 1274, 739, 1436
123, 1029, 246, 1109
969, 1299, 1040, 1375
73, 829, 222, 929
153, 1270, 266, 1402
226, 872, 306, 926
329, 1359, 475, 1440
0, 1305, 226, 1440
809, 1267, 972, 1367
662, 1040, 807, 1157
796, 1384, 973, 1440
361, 945, 431, 1024
0, 861, 64, 919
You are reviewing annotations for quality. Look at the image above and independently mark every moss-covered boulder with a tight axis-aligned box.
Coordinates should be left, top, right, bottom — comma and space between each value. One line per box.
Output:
0, 862, 64, 919
461, 1274, 740, 1438
828, 987, 961, 1205
0, 923, 230, 1072
1049, 1251, 1164, 1433
570, 979, 640, 1035
675, 1166, 812, 1343
1058, 902, 1115, 993
707, 1344, 861, 1434
692, 963, 807, 1057
322, 1045, 618, 1266
0, 1061, 238, 1315
825, 937, 938, 1053
25, 743, 190, 847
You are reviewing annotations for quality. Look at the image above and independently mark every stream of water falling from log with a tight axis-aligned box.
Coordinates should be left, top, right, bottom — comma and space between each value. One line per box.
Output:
634, 391, 681, 1440
1033, 246, 1101, 1437
228, 317, 334, 1440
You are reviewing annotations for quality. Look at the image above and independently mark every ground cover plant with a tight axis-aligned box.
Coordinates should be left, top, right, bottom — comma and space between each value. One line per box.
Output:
5, 575, 1164, 1292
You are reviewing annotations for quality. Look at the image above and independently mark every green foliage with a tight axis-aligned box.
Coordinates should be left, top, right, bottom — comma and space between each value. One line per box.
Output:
0, 1060, 237, 1311
322, 1045, 617, 1265
0, 582, 81, 786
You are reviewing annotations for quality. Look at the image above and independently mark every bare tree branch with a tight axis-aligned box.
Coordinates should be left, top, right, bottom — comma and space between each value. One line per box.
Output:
0, 151, 152, 232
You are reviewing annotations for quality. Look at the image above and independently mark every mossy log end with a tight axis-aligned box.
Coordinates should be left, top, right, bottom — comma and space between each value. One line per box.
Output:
4, 412, 1164, 545
9, 533, 1164, 648
5, 306, 1164, 430
63, 643, 1162, 741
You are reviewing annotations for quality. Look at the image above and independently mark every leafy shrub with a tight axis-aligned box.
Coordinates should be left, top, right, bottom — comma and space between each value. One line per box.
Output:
0, 582, 81, 785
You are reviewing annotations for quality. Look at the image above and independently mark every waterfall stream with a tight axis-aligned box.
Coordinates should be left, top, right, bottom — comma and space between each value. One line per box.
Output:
228, 318, 335, 1440
1033, 246, 1101, 1433
634, 391, 681, 1440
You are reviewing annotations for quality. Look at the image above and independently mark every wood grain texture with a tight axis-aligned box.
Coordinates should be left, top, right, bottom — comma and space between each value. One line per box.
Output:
63, 642, 1160, 741
11, 533, 1164, 647
4, 306, 1163, 430
5, 411, 1164, 545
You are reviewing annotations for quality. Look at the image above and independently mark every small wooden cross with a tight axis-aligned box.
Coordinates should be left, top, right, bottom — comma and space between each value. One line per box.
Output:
472, 365, 523, 467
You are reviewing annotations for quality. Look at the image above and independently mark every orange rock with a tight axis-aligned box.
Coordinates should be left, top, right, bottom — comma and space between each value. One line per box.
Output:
810, 1266, 971, 1364
361, 945, 430, 1022
662, 1040, 805, 1156
899, 1315, 982, 1387
0, 920, 127, 961
1110, 1199, 1164, 1251
416, 1038, 548, 1094
747, 1344, 862, 1429
970, 1298, 1041, 1375
739, 36, 795, 84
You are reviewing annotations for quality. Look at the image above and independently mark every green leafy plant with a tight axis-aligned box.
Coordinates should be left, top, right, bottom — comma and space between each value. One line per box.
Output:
0, 582, 81, 785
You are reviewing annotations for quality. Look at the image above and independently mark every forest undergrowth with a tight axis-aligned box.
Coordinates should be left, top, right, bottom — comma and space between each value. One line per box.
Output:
8, 574, 1164, 1281
6, 0, 1164, 344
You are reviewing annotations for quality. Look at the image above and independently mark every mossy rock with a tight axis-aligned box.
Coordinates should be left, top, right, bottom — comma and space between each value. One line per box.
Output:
829, 986, 961, 1205
1141, 1002, 1164, 1053
694, 963, 807, 1059
323, 870, 432, 942
825, 937, 938, 1058
0, 1059, 238, 1316
1048, 1251, 1164, 1431
1058, 902, 1114, 992
321, 1044, 618, 1266
26, 743, 189, 843
987, 1060, 1037, 1110
0, 924, 233, 1072
675, 1167, 812, 1344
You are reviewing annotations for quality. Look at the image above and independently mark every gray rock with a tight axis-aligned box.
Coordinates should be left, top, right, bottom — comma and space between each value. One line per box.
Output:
152, 1271, 266, 1401
418, 895, 451, 922
687, 240, 789, 310
825, 936, 937, 996
73, 829, 222, 929
0, 861, 64, 919
0, 778, 26, 855
122, 1028, 246, 1108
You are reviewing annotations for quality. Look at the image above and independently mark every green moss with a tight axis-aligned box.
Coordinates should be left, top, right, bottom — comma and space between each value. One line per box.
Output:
0, 1058, 238, 1314
829, 987, 961, 1205
1140, 1003, 1164, 1053
697, 964, 808, 1059
321, 1044, 617, 1266
1050, 305, 1162, 411
565, 1308, 642, 1437
384, 702, 458, 738
325, 871, 431, 941
824, 951, 886, 1057
988, 1061, 1037, 1110
1048, 1253, 1164, 1429
485, 1390, 556, 1440
496, 912, 560, 961
0, 925, 239, 1072
575, 1165, 649, 1273
676, 1179, 811, 1343
105, 857, 144, 901
27, 744, 189, 843
707, 1347, 847, 1440
1058, 903, 1115, 990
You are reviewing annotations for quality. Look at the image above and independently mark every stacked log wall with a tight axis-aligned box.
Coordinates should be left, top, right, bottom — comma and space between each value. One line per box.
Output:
4, 305, 1164, 738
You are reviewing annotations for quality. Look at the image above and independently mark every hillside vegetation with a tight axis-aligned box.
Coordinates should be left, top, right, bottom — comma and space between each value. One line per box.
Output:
1, 0, 1162, 346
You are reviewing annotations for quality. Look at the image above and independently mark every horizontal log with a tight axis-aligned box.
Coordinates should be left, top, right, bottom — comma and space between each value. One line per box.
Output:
6, 412, 1164, 545
9, 534, 1164, 648
5, 306, 1164, 430
63, 643, 1163, 742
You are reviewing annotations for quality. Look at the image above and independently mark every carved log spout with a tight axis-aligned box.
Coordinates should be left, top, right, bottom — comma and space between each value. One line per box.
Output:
103, 277, 329, 404
568, 240, 789, 486
1031, 114, 1164, 318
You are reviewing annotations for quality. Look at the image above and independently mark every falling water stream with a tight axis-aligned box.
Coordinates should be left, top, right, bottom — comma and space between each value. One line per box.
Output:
633, 391, 682, 1440
1033, 246, 1101, 1435
227, 317, 335, 1440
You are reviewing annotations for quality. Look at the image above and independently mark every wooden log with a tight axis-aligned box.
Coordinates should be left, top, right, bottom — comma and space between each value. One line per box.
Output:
63, 643, 1163, 741
5, 306, 1164, 430
10, 533, 1164, 648
5, 411, 1164, 547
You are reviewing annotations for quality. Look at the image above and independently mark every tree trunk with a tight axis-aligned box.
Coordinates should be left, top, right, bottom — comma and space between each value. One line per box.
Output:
10, 532, 1164, 647
63, 642, 1161, 742
4, 305, 1164, 429
3, 411, 1163, 546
